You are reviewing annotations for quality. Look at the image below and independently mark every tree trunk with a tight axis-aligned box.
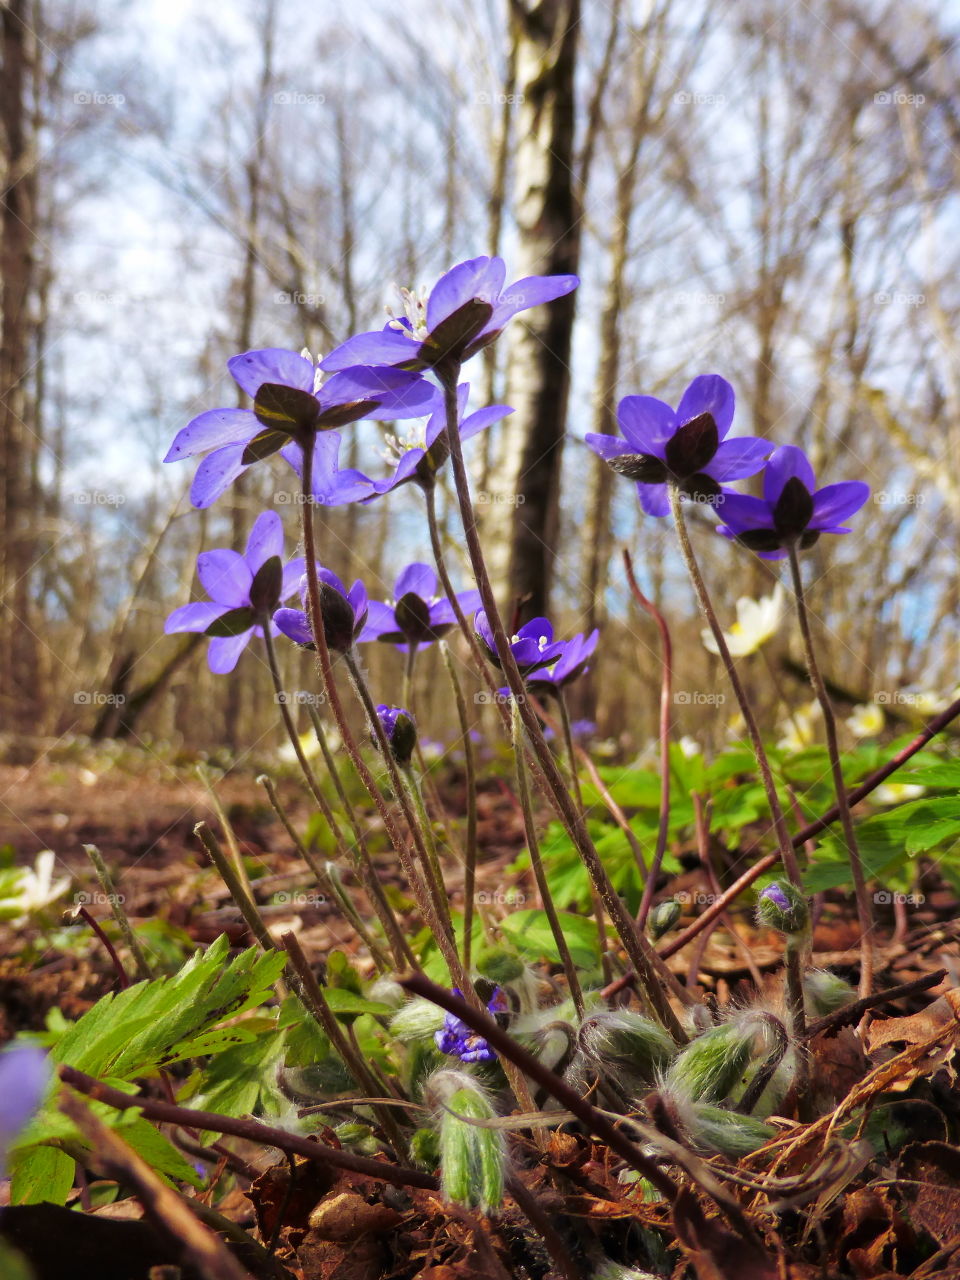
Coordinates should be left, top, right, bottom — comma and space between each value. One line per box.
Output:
488, 0, 580, 620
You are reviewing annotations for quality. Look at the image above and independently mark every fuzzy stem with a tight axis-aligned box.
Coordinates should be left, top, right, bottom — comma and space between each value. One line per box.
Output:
668, 485, 802, 886
557, 691, 612, 987
785, 933, 812, 1118
439, 640, 484, 968
83, 843, 152, 980
622, 549, 673, 929
260, 618, 330, 813
787, 546, 874, 997
512, 700, 585, 1017
306, 704, 416, 970
437, 366, 684, 1042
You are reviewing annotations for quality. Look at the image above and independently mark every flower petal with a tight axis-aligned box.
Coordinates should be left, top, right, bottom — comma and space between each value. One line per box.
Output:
165, 602, 227, 634
244, 510, 284, 571
163, 408, 256, 462
228, 347, 315, 397
207, 631, 253, 674
703, 437, 770, 482
585, 433, 634, 462
460, 404, 513, 441
189, 444, 250, 509
357, 599, 397, 641
617, 396, 676, 453
636, 482, 671, 517
280, 557, 306, 600
484, 273, 579, 330
426, 256, 499, 330
394, 562, 437, 600
320, 366, 435, 419
713, 491, 772, 531
319, 328, 422, 372
274, 607, 313, 645
676, 375, 735, 438
197, 549, 253, 607
810, 481, 870, 529
763, 445, 816, 506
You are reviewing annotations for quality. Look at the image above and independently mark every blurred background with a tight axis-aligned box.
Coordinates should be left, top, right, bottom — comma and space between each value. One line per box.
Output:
1, 0, 958, 771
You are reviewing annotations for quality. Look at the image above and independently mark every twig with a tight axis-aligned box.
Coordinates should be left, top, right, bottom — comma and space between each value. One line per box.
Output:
83, 844, 153, 980
801, 968, 946, 1040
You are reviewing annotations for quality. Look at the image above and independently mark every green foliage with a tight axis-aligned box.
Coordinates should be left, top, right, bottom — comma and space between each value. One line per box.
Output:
499, 908, 599, 970
8, 934, 286, 1205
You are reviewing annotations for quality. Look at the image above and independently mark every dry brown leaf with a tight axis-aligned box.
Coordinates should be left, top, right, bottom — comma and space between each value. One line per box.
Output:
308, 1191, 401, 1242
863, 989, 960, 1057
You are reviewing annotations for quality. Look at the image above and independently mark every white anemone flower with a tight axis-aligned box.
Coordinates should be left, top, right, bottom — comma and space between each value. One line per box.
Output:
1, 851, 72, 924
846, 704, 885, 738
702, 585, 784, 658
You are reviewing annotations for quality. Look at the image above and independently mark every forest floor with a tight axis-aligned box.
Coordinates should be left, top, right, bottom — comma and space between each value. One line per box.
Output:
2, 739, 960, 1279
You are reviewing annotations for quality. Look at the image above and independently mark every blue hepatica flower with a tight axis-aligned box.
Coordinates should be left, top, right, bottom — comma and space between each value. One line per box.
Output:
0, 1044, 50, 1175
524, 629, 599, 695
585, 374, 769, 517
435, 986, 508, 1064
320, 256, 579, 374
716, 445, 870, 560
165, 511, 304, 674
374, 704, 417, 767
274, 568, 369, 655
163, 347, 434, 508
359, 562, 481, 651
474, 610, 565, 675
285, 384, 513, 503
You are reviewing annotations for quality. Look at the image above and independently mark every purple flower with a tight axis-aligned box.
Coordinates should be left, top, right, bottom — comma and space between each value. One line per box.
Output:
756, 880, 809, 935
320, 256, 578, 375
359, 562, 481, 651
474, 610, 565, 675
716, 445, 870, 560
524, 629, 599, 695
759, 884, 791, 912
163, 348, 434, 508
0, 1044, 50, 1174
435, 987, 508, 1064
164, 511, 304, 674
584, 375, 769, 517
374, 704, 417, 766
273, 568, 369, 654
285, 383, 512, 503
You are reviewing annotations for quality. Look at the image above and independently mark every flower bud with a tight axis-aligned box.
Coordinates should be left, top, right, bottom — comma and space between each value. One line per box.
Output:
665, 1014, 774, 1104
684, 1102, 776, 1158
803, 969, 856, 1017
427, 1069, 506, 1216
579, 1010, 677, 1087
648, 899, 682, 941
373, 704, 417, 767
756, 881, 810, 936
333, 1121, 380, 1155
390, 997, 446, 1042
410, 1126, 440, 1170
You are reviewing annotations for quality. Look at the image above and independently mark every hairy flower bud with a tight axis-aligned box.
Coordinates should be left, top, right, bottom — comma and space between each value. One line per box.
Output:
648, 899, 682, 941
756, 881, 810, 937
803, 969, 856, 1017
683, 1102, 776, 1158
579, 1011, 677, 1088
665, 1013, 775, 1104
373, 705, 417, 767
426, 1069, 506, 1216
390, 997, 446, 1042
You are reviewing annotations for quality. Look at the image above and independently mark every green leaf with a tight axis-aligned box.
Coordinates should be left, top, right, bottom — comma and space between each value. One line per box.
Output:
9, 1145, 75, 1206
499, 909, 599, 969
321, 988, 395, 1017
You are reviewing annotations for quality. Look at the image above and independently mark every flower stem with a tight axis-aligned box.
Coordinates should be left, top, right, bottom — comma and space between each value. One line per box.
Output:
668, 485, 802, 886
83, 843, 152, 981
622, 549, 673, 929
260, 618, 330, 812
787, 546, 874, 997
439, 640, 484, 969
341, 648, 469, 993
437, 366, 685, 1043
512, 700, 585, 1018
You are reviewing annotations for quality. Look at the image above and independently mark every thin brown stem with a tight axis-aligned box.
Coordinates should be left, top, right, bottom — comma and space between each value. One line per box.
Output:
440, 639, 483, 968
787, 546, 874, 997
